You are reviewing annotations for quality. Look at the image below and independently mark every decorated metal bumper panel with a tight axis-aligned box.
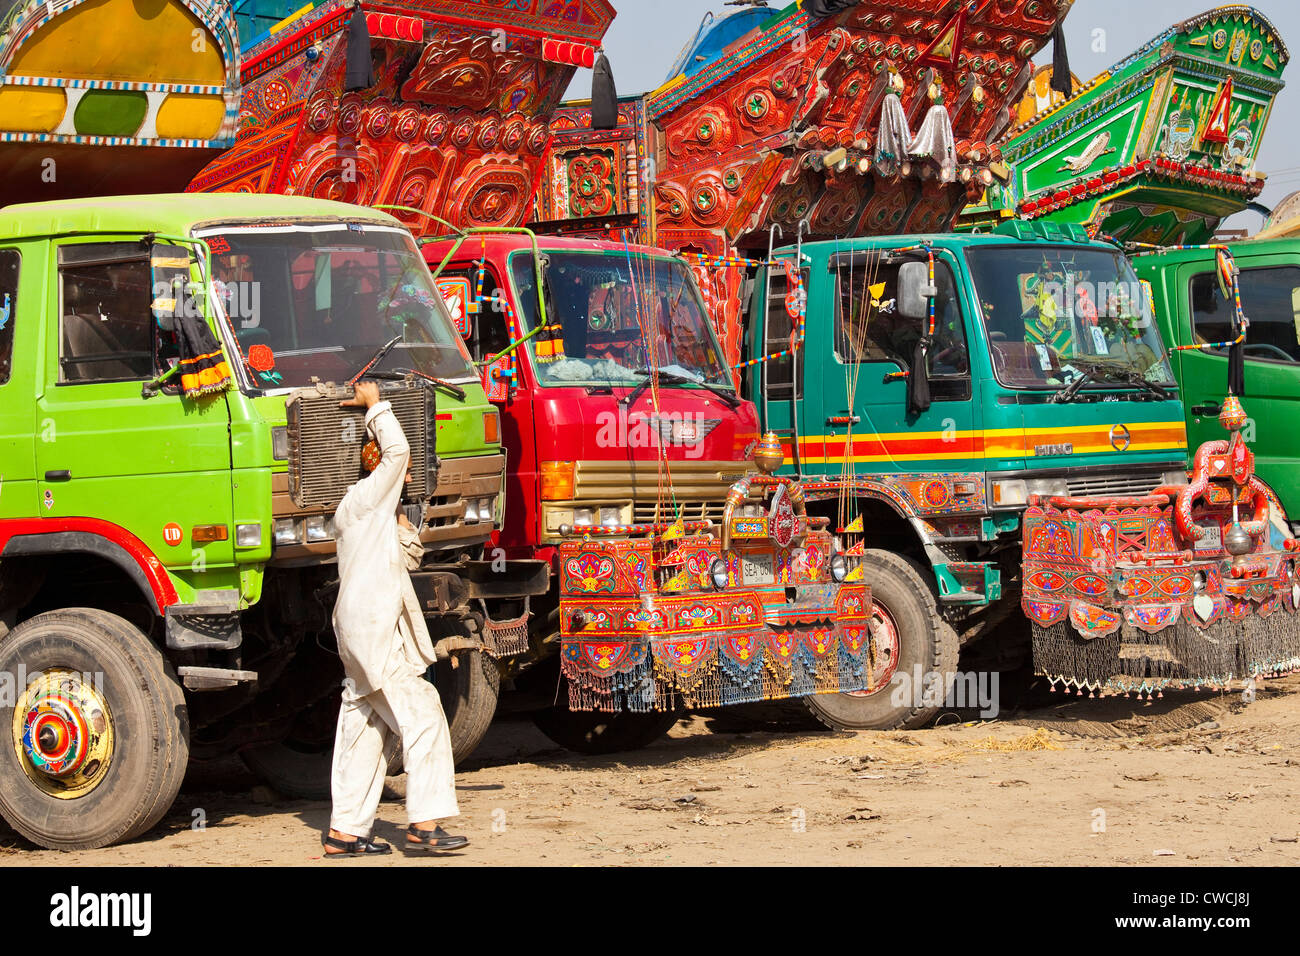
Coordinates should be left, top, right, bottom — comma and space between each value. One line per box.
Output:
1022, 396, 1300, 696
558, 472, 872, 712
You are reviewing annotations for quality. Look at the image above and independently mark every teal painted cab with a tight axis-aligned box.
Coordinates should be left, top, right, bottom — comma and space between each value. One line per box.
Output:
743, 223, 1188, 730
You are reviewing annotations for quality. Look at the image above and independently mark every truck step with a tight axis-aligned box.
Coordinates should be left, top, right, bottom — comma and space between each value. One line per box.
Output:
177, 666, 257, 691
165, 595, 243, 651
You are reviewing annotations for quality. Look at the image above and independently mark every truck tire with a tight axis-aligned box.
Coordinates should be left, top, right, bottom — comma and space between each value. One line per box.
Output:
240, 648, 500, 798
0, 608, 189, 849
804, 550, 959, 731
433, 647, 501, 765
532, 707, 680, 755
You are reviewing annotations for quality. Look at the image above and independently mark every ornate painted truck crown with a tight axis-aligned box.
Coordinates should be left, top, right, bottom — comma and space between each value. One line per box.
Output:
1022, 394, 1300, 698
558, 433, 873, 712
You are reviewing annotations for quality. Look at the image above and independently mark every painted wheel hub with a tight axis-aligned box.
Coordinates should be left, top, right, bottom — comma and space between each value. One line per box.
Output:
847, 601, 900, 697
14, 669, 113, 798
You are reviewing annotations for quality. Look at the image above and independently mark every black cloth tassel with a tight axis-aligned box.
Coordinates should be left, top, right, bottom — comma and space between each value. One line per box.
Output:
1050, 23, 1072, 97
1229, 341, 1246, 397
345, 9, 375, 92
591, 53, 618, 130
908, 339, 931, 414
804, 0, 858, 18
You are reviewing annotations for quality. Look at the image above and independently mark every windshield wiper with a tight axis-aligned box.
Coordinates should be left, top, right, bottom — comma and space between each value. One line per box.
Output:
1050, 360, 1172, 402
348, 335, 402, 385
1050, 366, 1095, 403
1095, 366, 1172, 400
392, 367, 467, 401
619, 369, 741, 409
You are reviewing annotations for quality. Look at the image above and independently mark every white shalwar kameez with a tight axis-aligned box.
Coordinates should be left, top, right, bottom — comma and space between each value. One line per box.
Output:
329, 400, 459, 837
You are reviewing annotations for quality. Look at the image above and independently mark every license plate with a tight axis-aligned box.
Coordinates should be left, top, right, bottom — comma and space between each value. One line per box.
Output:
1194, 523, 1221, 551
740, 553, 774, 585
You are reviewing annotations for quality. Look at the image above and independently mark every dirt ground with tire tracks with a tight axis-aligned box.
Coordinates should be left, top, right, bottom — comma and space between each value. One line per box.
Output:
4, 675, 1300, 867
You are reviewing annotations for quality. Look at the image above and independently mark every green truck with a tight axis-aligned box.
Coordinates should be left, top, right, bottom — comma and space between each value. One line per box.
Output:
0, 193, 544, 849
1134, 238, 1300, 527
742, 221, 1189, 729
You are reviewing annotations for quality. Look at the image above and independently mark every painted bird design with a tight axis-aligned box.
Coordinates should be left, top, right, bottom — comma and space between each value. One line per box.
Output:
1059, 131, 1116, 173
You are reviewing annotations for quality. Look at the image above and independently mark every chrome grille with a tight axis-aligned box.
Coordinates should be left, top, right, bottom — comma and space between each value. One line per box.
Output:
286, 384, 433, 509
633, 499, 728, 525
1065, 471, 1165, 499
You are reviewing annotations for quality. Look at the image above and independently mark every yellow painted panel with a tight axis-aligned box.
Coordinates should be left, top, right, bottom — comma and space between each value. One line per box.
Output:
10, 0, 225, 85
0, 86, 66, 132
155, 93, 224, 139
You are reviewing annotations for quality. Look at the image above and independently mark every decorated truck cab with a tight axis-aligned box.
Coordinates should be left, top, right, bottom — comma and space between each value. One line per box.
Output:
743, 223, 1189, 729
424, 231, 795, 751
0, 193, 539, 848
557, 436, 873, 714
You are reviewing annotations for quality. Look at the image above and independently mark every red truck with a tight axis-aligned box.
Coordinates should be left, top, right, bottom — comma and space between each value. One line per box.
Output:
423, 230, 770, 750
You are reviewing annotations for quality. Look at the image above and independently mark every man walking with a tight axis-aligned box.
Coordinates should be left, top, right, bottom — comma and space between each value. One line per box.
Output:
323, 380, 468, 857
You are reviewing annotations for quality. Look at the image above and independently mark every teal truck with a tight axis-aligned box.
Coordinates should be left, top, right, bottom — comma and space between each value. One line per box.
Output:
0, 193, 543, 849
742, 220, 1189, 729
1134, 239, 1300, 528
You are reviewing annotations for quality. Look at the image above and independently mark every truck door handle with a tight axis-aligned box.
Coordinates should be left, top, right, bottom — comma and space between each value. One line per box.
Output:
44, 470, 71, 482
826, 415, 861, 426
1191, 402, 1221, 417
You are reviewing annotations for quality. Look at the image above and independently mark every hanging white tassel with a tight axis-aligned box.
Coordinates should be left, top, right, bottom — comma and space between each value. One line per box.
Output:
874, 72, 911, 177
908, 86, 956, 182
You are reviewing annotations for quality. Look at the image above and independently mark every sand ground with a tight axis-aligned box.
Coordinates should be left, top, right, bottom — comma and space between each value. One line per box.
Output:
5, 676, 1299, 866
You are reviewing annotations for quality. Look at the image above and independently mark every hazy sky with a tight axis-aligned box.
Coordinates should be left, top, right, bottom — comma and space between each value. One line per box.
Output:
564, 1, 1299, 231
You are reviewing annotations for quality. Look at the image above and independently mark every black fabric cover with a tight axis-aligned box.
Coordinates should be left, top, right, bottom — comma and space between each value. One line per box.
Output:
1050, 22, 1072, 97
907, 339, 931, 414
1229, 341, 1246, 398
804, 0, 858, 18
345, 9, 375, 92
591, 53, 618, 130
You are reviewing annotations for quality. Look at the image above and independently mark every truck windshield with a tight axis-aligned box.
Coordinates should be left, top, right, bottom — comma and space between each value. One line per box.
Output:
199, 223, 474, 390
966, 245, 1175, 390
508, 250, 732, 389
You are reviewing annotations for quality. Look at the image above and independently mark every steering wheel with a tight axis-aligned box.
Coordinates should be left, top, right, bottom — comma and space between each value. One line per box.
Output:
1243, 343, 1295, 362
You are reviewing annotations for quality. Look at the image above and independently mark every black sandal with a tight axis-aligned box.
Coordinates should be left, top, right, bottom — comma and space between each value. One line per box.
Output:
322, 832, 392, 858
404, 824, 468, 853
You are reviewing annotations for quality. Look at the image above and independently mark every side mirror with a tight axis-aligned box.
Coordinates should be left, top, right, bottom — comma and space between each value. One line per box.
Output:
150, 243, 193, 332
897, 259, 936, 320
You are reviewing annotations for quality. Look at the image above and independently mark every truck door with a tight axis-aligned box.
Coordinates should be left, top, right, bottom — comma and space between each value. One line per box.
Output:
0, 247, 35, 520
34, 238, 236, 570
749, 261, 810, 472
1181, 255, 1300, 519
438, 259, 532, 546
821, 251, 975, 480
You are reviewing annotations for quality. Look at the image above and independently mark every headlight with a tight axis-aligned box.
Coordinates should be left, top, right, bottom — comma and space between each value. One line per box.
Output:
480, 497, 496, 522
271, 426, 289, 461
545, 508, 574, 533
1161, 470, 1189, 487
709, 558, 729, 589
573, 507, 595, 527
989, 479, 1028, 506
305, 516, 331, 542
1026, 478, 1070, 498
273, 518, 302, 546
235, 523, 263, 548
830, 553, 848, 583
599, 506, 623, 527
